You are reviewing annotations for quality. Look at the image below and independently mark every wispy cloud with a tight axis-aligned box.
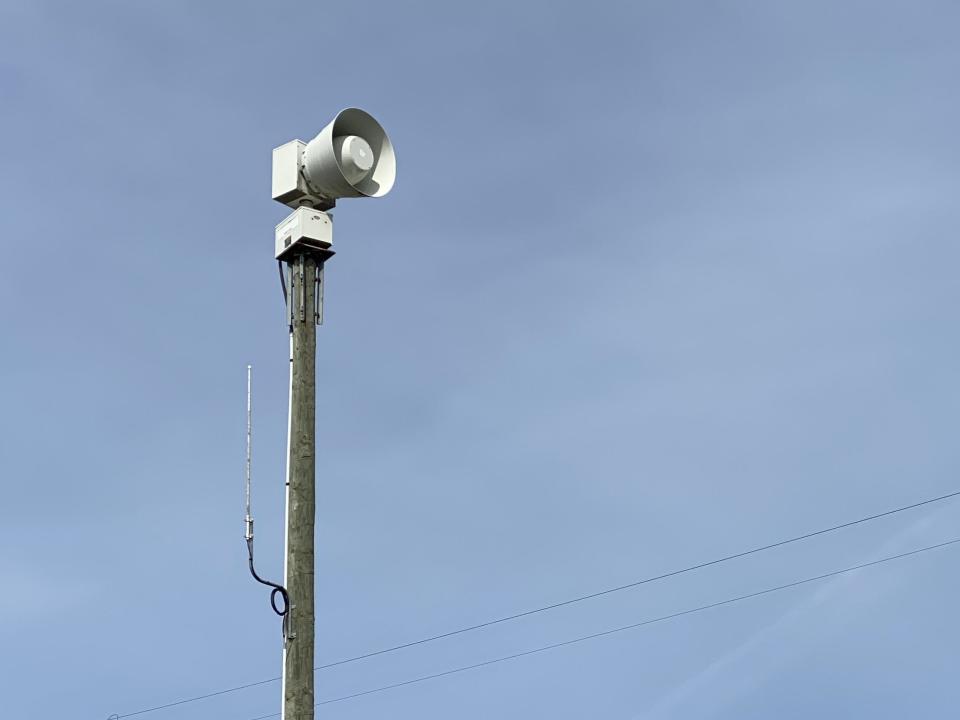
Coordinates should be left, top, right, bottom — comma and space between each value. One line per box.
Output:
640, 508, 953, 718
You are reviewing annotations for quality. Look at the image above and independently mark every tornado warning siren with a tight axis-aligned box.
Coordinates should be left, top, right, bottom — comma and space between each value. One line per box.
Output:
267, 107, 397, 720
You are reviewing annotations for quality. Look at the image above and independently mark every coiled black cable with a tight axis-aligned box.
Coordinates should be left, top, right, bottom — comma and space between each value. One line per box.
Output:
246, 537, 290, 639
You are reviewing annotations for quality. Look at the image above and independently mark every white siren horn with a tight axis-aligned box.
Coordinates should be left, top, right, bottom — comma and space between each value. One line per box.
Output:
302, 108, 397, 200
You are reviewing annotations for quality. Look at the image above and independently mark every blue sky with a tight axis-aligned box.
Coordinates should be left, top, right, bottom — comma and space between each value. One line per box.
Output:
2, 1, 960, 718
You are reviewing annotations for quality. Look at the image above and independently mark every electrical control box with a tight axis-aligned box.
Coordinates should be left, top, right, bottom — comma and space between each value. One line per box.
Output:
275, 207, 333, 261
271, 140, 309, 207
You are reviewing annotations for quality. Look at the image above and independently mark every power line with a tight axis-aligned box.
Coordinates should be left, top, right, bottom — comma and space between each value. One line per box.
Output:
109, 488, 960, 718
312, 487, 960, 672
244, 536, 960, 718
112, 677, 281, 718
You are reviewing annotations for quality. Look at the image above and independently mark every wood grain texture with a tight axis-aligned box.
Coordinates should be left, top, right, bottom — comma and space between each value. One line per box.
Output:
284, 255, 317, 720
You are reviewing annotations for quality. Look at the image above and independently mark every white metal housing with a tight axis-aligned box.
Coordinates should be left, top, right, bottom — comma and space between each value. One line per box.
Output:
301, 108, 396, 200
271, 108, 396, 210
271, 140, 309, 206
274, 207, 333, 261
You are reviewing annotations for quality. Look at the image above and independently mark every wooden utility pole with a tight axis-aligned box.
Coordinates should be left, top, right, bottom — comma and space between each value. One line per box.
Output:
282, 253, 323, 720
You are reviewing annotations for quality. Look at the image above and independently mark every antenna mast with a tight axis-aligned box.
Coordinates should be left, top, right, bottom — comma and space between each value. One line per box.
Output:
244, 365, 289, 637
245, 365, 254, 542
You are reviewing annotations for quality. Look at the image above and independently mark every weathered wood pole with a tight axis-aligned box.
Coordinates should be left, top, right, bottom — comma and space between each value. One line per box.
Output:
282, 254, 317, 720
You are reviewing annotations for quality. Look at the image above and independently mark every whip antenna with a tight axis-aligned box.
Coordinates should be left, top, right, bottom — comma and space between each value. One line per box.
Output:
245, 365, 254, 542
244, 364, 290, 639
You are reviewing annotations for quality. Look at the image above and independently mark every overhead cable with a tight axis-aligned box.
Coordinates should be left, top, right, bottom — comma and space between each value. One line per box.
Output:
244, 536, 960, 717
109, 488, 960, 719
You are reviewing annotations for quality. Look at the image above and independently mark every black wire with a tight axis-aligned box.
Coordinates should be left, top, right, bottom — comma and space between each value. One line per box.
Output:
311, 487, 960, 671
111, 677, 281, 719
247, 538, 290, 636
109, 487, 960, 719
278, 260, 288, 305
103, 544, 288, 720
243, 536, 960, 718
247, 538, 289, 616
